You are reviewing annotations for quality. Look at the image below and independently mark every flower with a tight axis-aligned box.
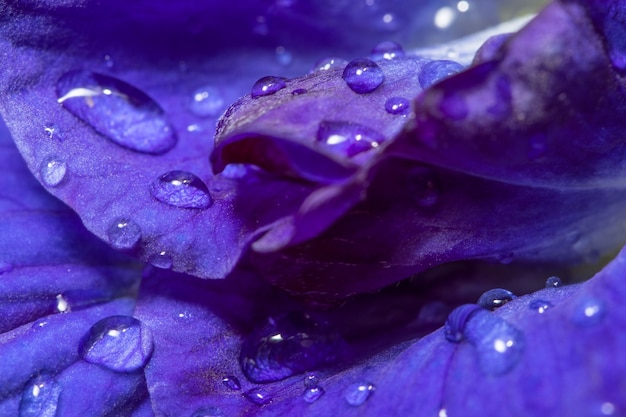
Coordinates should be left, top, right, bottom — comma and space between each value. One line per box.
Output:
1, 0, 626, 416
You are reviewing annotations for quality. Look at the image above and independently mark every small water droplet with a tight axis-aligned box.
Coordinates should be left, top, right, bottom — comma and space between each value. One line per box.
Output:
275, 45, 293, 66
107, 218, 142, 250
148, 251, 173, 269
529, 299, 553, 314
190, 86, 224, 118
572, 296, 606, 327
370, 41, 405, 61
57, 71, 177, 154
345, 382, 375, 406
384, 96, 410, 115
150, 170, 212, 209
19, 374, 61, 417
342, 58, 384, 94
312, 57, 349, 72
304, 374, 320, 388
55, 294, 70, 313
545, 276, 562, 288
406, 165, 441, 207
244, 388, 272, 405
444, 304, 483, 343
291, 88, 308, 96
0, 261, 13, 274
80, 315, 154, 372
44, 124, 64, 142
190, 405, 224, 417
303, 386, 325, 403
316, 120, 385, 157
418, 60, 464, 89
222, 375, 241, 391
251, 76, 286, 98
477, 288, 517, 310
40, 158, 67, 187
240, 311, 346, 383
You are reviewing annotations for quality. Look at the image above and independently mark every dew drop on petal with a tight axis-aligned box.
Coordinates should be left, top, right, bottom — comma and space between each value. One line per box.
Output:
107, 218, 142, 250
251, 76, 286, 98
444, 304, 483, 343
148, 251, 173, 269
222, 375, 241, 391
370, 41, 405, 61
572, 297, 606, 327
244, 388, 272, 406
342, 58, 384, 94
190, 86, 224, 117
477, 288, 516, 310
57, 71, 176, 154
79, 315, 154, 372
384, 96, 410, 115
545, 276, 562, 288
190, 405, 224, 417
303, 373, 320, 388
303, 386, 325, 403
312, 57, 348, 73
345, 382, 375, 406
55, 294, 70, 313
528, 299, 553, 314
239, 311, 346, 383
150, 170, 212, 209
316, 120, 385, 157
291, 88, 308, 96
418, 60, 464, 89
18, 374, 61, 417
40, 158, 67, 187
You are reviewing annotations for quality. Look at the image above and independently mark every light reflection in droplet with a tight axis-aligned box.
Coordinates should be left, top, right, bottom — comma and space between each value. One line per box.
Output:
434, 7, 455, 29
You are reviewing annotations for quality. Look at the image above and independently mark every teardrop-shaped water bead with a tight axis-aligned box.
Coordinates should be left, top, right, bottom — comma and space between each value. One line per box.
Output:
303, 386, 325, 403
444, 304, 483, 343
477, 288, 516, 310
312, 57, 348, 73
239, 311, 346, 383
545, 276, 562, 288
571, 296, 606, 327
148, 251, 173, 269
342, 58, 384, 94
384, 96, 410, 115
251, 76, 286, 98
244, 388, 272, 405
57, 71, 176, 154
190, 86, 224, 117
107, 218, 142, 250
150, 170, 212, 209
79, 315, 154, 372
40, 158, 67, 187
418, 60, 464, 89
529, 299, 553, 314
316, 121, 385, 157
222, 375, 241, 391
19, 374, 61, 417
345, 382, 375, 406
370, 41, 405, 61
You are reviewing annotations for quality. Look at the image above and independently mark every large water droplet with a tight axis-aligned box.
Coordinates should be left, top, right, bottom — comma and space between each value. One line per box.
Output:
545, 276, 562, 288
312, 57, 349, 73
303, 386, 325, 403
79, 315, 154, 372
19, 374, 61, 417
40, 158, 67, 187
528, 299, 553, 314
384, 96, 410, 115
190, 406, 225, 417
148, 251, 173, 269
418, 60, 464, 89
370, 41, 405, 61
251, 76, 286, 98
57, 71, 176, 154
239, 311, 346, 383
572, 296, 606, 327
150, 170, 212, 209
190, 86, 224, 117
342, 58, 384, 94
244, 388, 272, 405
222, 375, 241, 391
316, 120, 385, 157
444, 304, 483, 343
345, 382, 375, 406
477, 288, 517, 310
107, 218, 142, 250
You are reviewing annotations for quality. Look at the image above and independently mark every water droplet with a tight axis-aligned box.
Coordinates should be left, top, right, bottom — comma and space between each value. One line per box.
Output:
312, 57, 349, 72
44, 124, 64, 142
55, 294, 70, 313
148, 251, 173, 269
477, 288, 517, 310
222, 375, 241, 391
0, 261, 13, 274
303, 386, 325, 403
150, 170, 212, 209
304, 374, 320, 388
244, 388, 272, 405
384, 96, 410, 115
444, 304, 483, 343
345, 382, 375, 406
80, 315, 154, 372
107, 218, 142, 250
316, 120, 385, 157
572, 296, 606, 327
370, 41, 405, 61
239, 311, 346, 383
57, 71, 177, 154
418, 60, 464, 89
291, 88, 307, 96
342, 58, 384, 94
19, 374, 61, 417
40, 158, 67, 187
275, 46, 293, 66
545, 276, 562, 288
529, 299, 553, 314
251, 76, 286, 98
406, 165, 441, 207
190, 405, 224, 417
190, 86, 224, 117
